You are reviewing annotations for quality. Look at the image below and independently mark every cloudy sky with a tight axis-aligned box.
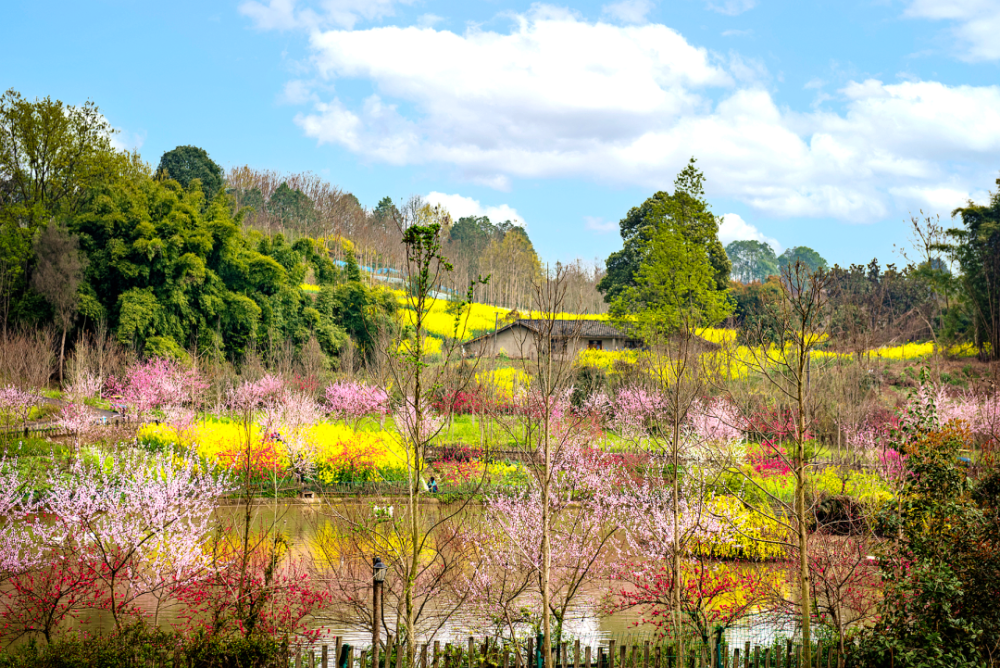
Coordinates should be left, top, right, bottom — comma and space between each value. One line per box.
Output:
5, 0, 1000, 267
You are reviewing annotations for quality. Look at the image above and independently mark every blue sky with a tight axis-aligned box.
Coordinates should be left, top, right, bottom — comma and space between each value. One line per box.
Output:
4, 0, 1000, 269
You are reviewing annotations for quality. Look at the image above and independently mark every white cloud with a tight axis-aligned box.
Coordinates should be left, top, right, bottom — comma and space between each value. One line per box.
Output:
279, 80, 316, 104
417, 13, 444, 28
584, 216, 618, 233
277, 9, 1000, 223
240, 0, 405, 31
102, 115, 145, 152
601, 0, 654, 24
905, 0, 1000, 62
425, 192, 526, 227
718, 213, 780, 252
706, 0, 756, 16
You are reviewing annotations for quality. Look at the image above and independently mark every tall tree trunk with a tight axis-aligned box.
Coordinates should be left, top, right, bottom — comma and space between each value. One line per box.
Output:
541, 339, 552, 668
797, 344, 812, 667
59, 326, 67, 385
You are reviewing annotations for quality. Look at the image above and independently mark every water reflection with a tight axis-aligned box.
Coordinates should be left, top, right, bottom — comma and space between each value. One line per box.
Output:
77, 501, 791, 648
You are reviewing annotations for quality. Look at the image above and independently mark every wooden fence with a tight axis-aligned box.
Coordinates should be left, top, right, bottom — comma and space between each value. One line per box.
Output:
287, 637, 844, 668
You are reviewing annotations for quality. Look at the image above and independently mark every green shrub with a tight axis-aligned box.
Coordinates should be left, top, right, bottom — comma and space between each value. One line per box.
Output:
0, 625, 288, 668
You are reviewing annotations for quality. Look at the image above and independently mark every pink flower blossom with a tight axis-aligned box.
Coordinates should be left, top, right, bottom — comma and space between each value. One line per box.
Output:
687, 398, 743, 443
324, 381, 390, 424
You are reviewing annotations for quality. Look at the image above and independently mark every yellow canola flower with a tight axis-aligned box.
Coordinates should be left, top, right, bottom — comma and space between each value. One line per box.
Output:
575, 349, 638, 372
696, 328, 737, 345
397, 336, 443, 357
392, 290, 608, 342
811, 340, 978, 362
307, 422, 411, 484
476, 367, 531, 400
140, 420, 410, 484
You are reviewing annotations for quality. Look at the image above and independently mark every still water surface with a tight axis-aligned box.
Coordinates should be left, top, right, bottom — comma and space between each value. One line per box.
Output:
80, 501, 793, 648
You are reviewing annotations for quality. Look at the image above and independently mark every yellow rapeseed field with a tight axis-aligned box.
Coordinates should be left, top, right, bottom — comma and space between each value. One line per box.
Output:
139, 419, 409, 483
476, 367, 531, 400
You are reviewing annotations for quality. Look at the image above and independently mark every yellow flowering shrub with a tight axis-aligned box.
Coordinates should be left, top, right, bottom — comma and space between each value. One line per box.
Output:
697, 495, 787, 561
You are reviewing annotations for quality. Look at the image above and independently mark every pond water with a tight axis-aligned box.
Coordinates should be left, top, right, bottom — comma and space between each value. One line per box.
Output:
73, 500, 797, 649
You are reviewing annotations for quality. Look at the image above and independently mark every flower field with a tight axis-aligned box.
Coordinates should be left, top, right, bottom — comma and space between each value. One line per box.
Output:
140, 419, 409, 485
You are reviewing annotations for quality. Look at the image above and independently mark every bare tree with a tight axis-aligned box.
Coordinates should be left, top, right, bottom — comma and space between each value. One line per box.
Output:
318, 195, 489, 661
31, 222, 87, 383
714, 261, 832, 668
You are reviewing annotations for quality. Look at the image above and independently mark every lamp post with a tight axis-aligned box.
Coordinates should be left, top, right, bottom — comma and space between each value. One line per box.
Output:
373, 556, 387, 668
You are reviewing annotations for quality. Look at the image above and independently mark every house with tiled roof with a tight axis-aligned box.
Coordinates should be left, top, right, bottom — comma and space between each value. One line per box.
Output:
463, 318, 642, 359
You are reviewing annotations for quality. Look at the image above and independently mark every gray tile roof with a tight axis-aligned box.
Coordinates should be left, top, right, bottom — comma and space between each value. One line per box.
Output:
466, 319, 636, 344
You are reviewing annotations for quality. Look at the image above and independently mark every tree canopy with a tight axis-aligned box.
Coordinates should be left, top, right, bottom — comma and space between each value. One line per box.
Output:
778, 246, 828, 273
597, 158, 730, 303
0, 91, 397, 366
947, 180, 1000, 359
0, 90, 119, 326
726, 239, 778, 283
155, 145, 224, 202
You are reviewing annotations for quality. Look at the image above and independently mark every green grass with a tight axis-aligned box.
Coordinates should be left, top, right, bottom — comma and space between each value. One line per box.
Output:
84, 396, 113, 411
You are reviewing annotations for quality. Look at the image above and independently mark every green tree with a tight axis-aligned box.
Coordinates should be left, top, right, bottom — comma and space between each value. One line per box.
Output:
598, 158, 730, 302
947, 181, 1000, 359
778, 246, 827, 273
608, 176, 731, 660
0, 89, 116, 328
613, 222, 731, 336
156, 145, 224, 201
71, 160, 369, 362
729, 276, 783, 343
854, 388, 1000, 667
725, 239, 778, 283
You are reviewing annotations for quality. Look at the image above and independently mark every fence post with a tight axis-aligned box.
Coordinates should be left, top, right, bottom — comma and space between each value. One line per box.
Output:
609, 641, 616, 668
575, 640, 581, 668
422, 645, 429, 668
654, 645, 661, 668
784, 642, 792, 668
563, 642, 570, 668
733, 648, 739, 668
643, 641, 650, 668
434, 642, 441, 668
528, 638, 535, 668
619, 643, 626, 668
584, 645, 591, 668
